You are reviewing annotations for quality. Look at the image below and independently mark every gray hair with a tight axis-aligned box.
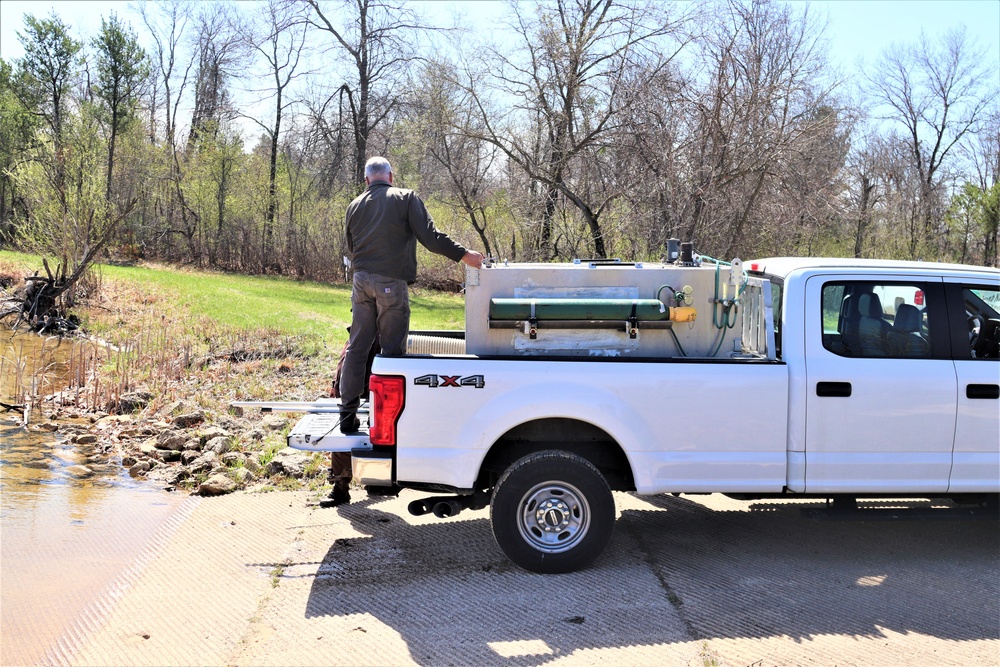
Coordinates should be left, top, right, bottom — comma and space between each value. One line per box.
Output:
365, 156, 392, 180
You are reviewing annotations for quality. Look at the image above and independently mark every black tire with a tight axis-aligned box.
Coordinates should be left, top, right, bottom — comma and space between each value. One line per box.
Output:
490, 450, 615, 574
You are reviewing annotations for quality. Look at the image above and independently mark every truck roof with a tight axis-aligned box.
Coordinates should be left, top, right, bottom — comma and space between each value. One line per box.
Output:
747, 257, 1000, 281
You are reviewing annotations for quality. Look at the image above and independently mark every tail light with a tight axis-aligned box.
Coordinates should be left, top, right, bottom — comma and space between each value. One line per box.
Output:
369, 375, 405, 445
914, 290, 924, 306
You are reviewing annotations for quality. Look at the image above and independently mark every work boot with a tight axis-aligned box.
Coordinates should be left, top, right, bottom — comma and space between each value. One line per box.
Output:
339, 412, 361, 434
319, 488, 351, 508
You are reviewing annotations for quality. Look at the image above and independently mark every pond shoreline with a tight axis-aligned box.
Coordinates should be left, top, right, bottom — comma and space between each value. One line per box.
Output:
2, 321, 339, 500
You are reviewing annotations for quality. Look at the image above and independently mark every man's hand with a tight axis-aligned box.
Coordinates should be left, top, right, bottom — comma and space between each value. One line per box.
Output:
461, 250, 485, 269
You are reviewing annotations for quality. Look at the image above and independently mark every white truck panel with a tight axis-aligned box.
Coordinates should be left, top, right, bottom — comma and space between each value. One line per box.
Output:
378, 356, 789, 494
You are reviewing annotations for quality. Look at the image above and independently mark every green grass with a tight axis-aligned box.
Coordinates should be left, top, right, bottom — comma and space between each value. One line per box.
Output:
1, 251, 466, 344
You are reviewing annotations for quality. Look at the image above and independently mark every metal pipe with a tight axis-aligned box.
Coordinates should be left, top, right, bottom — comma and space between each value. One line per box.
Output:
432, 499, 464, 518
407, 498, 434, 516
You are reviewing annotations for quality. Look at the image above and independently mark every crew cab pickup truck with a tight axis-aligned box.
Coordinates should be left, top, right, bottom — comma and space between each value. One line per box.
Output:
288, 257, 1000, 573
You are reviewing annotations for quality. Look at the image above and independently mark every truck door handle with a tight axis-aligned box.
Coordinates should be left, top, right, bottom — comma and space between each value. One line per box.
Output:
816, 381, 852, 397
967, 384, 1000, 399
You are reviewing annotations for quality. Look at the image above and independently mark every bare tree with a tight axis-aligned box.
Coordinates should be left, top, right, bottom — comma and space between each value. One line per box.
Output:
865, 27, 999, 257
189, 3, 243, 145
305, 0, 430, 187
405, 59, 499, 257
240, 0, 310, 272
139, 0, 195, 149
465, 0, 685, 259
674, 0, 835, 258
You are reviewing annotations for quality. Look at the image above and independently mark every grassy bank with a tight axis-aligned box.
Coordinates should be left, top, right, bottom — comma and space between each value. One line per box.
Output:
1, 250, 466, 341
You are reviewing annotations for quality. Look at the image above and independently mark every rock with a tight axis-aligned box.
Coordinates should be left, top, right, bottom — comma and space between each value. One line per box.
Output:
247, 428, 265, 442
221, 452, 245, 467
244, 456, 263, 475
198, 474, 236, 496
173, 411, 205, 428
262, 415, 288, 431
199, 426, 231, 444
73, 434, 98, 445
128, 461, 150, 477
66, 465, 94, 477
180, 450, 202, 466
217, 416, 249, 432
139, 439, 159, 456
267, 448, 311, 478
34, 422, 59, 432
161, 400, 195, 417
158, 449, 182, 463
204, 436, 231, 455
189, 451, 219, 474
230, 468, 257, 485
228, 405, 244, 417
115, 391, 153, 414
156, 430, 187, 451
121, 456, 137, 467
148, 465, 188, 486
183, 438, 202, 451
97, 414, 135, 428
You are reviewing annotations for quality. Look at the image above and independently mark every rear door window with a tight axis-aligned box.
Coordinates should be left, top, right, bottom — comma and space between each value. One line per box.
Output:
961, 285, 1000, 360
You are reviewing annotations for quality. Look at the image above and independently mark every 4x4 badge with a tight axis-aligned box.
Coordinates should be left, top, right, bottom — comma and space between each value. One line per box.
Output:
414, 374, 485, 389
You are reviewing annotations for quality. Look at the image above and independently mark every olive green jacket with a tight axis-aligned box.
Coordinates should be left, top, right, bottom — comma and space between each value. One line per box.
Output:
345, 181, 467, 283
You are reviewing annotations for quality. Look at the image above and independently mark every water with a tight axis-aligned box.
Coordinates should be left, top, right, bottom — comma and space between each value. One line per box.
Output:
0, 330, 76, 409
1, 332, 185, 665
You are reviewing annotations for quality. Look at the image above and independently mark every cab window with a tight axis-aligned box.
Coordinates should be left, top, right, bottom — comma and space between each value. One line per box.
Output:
822, 282, 931, 358
961, 285, 1000, 360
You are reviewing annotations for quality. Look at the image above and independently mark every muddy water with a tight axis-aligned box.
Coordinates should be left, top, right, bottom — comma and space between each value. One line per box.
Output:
0, 330, 76, 409
1, 332, 186, 666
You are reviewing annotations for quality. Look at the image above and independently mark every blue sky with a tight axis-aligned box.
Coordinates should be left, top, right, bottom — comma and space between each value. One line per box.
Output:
2, 0, 998, 71
2, 0, 998, 117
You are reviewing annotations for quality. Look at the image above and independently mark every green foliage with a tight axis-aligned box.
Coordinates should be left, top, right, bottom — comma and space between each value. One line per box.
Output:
0, 59, 41, 235
15, 12, 81, 137
12, 105, 104, 256
92, 13, 149, 130
946, 182, 1000, 267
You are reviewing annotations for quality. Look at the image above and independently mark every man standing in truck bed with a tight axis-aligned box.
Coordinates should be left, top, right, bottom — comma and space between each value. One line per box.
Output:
324, 156, 484, 507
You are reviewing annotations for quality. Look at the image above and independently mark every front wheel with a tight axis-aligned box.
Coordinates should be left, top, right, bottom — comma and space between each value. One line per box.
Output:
490, 450, 615, 573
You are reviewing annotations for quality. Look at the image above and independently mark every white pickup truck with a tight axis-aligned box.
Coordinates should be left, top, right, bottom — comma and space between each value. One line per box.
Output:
286, 257, 1000, 573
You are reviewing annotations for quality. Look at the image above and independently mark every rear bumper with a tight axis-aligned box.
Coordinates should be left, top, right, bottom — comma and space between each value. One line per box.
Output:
352, 447, 394, 486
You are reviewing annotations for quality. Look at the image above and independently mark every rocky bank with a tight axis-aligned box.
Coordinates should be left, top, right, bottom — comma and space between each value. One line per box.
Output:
27, 391, 329, 496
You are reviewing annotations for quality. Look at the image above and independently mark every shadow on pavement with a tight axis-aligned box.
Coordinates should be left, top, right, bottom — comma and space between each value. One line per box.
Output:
624, 494, 1000, 645
303, 492, 1000, 666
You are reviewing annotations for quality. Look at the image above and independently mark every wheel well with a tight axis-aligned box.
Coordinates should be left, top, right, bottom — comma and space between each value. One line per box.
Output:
477, 418, 635, 492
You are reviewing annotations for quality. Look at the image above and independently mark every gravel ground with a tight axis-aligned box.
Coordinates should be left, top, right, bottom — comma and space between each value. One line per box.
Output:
39, 490, 1000, 667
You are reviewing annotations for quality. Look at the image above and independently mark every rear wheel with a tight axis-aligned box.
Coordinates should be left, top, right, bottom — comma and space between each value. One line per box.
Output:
490, 450, 615, 573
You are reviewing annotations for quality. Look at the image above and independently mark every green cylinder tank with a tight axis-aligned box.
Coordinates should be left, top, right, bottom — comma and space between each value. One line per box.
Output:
489, 298, 669, 321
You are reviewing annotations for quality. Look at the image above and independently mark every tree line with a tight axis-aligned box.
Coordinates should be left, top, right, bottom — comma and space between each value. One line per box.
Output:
1, 0, 997, 291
